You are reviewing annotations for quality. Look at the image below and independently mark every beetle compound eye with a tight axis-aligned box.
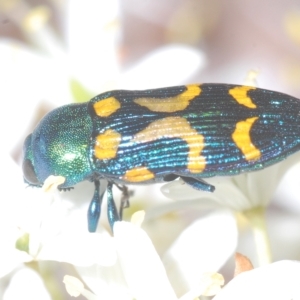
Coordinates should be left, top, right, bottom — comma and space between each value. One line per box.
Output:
22, 159, 40, 185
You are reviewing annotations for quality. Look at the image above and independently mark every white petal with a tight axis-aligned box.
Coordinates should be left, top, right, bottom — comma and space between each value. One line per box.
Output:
277, 152, 300, 180
231, 163, 280, 208
3, 268, 51, 300
76, 263, 132, 300
22, 185, 116, 266
163, 210, 237, 296
119, 45, 206, 89
0, 41, 71, 151
206, 177, 251, 211
67, 0, 120, 92
274, 154, 300, 213
213, 260, 300, 300
37, 231, 117, 266
180, 272, 224, 299
0, 157, 33, 276
0, 155, 24, 215
0, 232, 30, 278
265, 209, 300, 261
114, 221, 177, 300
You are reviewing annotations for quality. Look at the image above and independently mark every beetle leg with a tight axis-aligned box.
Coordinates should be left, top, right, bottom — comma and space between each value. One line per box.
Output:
87, 179, 105, 232
180, 176, 215, 192
107, 182, 120, 230
119, 185, 130, 220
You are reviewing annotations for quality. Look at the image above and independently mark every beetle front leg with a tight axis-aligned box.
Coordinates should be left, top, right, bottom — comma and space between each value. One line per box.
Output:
87, 179, 104, 232
106, 182, 120, 231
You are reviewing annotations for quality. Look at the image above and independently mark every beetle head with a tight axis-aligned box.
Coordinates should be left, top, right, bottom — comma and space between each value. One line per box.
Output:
22, 104, 93, 189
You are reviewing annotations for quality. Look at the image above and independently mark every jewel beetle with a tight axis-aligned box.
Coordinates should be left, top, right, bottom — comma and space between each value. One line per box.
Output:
22, 84, 300, 232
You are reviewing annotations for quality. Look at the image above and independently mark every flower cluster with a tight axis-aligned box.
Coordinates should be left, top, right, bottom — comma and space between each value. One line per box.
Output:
2, 0, 300, 299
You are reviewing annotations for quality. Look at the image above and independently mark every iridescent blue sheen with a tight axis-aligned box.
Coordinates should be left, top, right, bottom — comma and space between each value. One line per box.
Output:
22, 84, 300, 232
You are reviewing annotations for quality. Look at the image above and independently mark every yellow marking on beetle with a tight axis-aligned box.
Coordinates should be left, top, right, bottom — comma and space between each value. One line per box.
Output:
229, 86, 257, 109
123, 167, 155, 182
132, 117, 206, 173
94, 129, 121, 160
232, 117, 261, 161
133, 84, 201, 112
93, 97, 121, 117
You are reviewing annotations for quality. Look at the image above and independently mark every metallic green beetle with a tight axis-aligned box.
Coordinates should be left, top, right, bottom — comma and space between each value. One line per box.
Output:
22, 84, 300, 231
